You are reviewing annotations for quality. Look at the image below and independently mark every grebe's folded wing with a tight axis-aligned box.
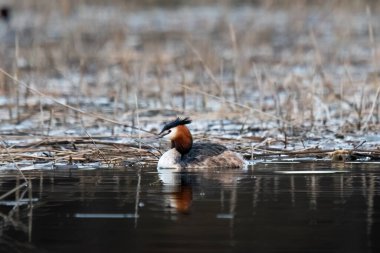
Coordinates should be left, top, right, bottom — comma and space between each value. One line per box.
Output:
182, 142, 244, 168
190, 142, 227, 155
183, 142, 227, 163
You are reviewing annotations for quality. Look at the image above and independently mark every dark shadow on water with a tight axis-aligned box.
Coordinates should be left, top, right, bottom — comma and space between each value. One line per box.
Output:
0, 163, 379, 253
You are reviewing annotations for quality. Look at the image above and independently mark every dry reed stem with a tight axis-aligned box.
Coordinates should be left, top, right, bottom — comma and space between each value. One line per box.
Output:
81, 125, 112, 167
228, 22, 239, 103
0, 68, 155, 135
182, 84, 293, 125
1, 137, 28, 182
367, 5, 377, 68
186, 41, 222, 95
362, 85, 380, 130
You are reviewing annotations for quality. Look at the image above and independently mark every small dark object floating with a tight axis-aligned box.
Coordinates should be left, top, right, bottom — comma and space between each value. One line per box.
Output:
0, 6, 11, 22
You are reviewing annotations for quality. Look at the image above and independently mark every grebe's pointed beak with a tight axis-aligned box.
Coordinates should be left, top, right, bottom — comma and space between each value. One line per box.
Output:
156, 130, 168, 139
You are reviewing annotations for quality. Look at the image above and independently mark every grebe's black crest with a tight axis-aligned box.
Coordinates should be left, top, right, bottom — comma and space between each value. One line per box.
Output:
159, 117, 191, 135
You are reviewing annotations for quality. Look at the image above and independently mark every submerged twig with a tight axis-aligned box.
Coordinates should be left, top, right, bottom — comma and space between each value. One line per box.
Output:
0, 181, 28, 201
0, 137, 28, 183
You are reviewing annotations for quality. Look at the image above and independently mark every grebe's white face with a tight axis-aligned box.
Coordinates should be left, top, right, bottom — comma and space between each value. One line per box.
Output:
159, 126, 178, 140
164, 127, 178, 140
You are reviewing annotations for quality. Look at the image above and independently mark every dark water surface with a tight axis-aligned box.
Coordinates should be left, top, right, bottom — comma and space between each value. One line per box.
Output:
0, 163, 380, 253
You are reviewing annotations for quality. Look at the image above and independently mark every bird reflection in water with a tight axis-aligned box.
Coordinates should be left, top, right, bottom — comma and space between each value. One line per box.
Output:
170, 184, 193, 214
157, 167, 194, 214
157, 166, 242, 215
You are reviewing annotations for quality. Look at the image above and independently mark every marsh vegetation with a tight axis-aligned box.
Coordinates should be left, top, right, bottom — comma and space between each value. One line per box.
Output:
0, 1, 380, 252
0, 0, 380, 168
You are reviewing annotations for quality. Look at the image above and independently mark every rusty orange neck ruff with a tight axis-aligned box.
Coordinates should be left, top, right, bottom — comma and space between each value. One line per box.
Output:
171, 125, 193, 155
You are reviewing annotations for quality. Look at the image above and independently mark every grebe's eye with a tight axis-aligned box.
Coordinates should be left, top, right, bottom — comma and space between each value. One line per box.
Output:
157, 129, 172, 139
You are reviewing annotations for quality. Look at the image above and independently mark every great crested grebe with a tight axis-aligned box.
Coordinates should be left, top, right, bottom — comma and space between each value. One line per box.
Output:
157, 117, 245, 169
